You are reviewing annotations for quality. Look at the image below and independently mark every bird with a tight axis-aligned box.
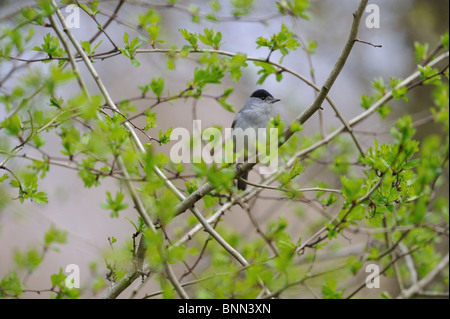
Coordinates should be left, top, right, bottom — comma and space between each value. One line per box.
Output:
231, 89, 281, 190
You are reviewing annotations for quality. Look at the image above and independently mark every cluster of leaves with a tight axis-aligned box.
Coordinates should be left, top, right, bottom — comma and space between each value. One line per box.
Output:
119, 33, 143, 67
176, 28, 248, 106
138, 7, 164, 48
0, 225, 74, 298
277, 0, 311, 19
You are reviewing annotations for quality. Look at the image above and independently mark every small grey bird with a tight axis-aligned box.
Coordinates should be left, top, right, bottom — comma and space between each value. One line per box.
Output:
232, 89, 281, 190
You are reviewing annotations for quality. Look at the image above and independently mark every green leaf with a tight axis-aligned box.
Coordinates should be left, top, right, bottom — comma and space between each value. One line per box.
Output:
193, 65, 224, 88
131, 58, 141, 68
322, 277, 344, 299
184, 179, 199, 195
340, 204, 365, 221
390, 77, 409, 102
392, 86, 409, 102
188, 4, 201, 23
144, 111, 157, 130
372, 77, 386, 94
125, 217, 145, 232
50, 268, 66, 287
81, 40, 91, 54
289, 121, 303, 133
158, 127, 173, 145
146, 24, 163, 46
340, 176, 365, 202
207, 166, 235, 190
81, 40, 102, 55
360, 94, 374, 109
21, 6, 44, 25
33, 33, 65, 57
14, 247, 43, 271
0, 174, 9, 183
33, 192, 48, 204
217, 86, 235, 112
138, 84, 149, 95
58, 126, 81, 158
277, 0, 311, 19
418, 65, 442, 86
198, 27, 222, 49
100, 191, 129, 218
254, 61, 277, 84
33, 134, 46, 148
9, 179, 20, 188
226, 53, 248, 82
0, 272, 24, 298
305, 39, 317, 54
150, 77, 165, 99
1, 113, 22, 136
210, 0, 221, 12
179, 28, 198, 49
44, 224, 67, 248
346, 255, 363, 275
414, 41, 429, 63
256, 24, 299, 60
289, 158, 304, 180
138, 7, 161, 26
441, 32, 449, 50
119, 32, 143, 67
230, 0, 254, 17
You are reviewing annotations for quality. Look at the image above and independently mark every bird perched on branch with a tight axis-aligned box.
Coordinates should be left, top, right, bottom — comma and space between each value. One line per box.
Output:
232, 89, 281, 190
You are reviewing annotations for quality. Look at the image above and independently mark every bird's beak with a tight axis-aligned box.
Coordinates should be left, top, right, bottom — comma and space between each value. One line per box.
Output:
271, 98, 281, 104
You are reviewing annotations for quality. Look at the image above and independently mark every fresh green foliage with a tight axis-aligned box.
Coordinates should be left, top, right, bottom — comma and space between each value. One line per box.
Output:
81, 40, 102, 56
198, 27, 222, 50
158, 127, 173, 145
360, 77, 392, 118
33, 33, 65, 59
138, 8, 164, 47
50, 268, 80, 299
254, 24, 300, 82
9, 172, 48, 204
322, 278, 344, 299
230, 0, 253, 17
78, 0, 100, 17
256, 24, 300, 60
119, 33, 143, 67
0, 272, 24, 298
179, 28, 199, 50
277, 0, 311, 19
414, 41, 429, 63
418, 64, 442, 86
100, 191, 129, 218
441, 32, 449, 49
44, 224, 68, 251
150, 77, 165, 99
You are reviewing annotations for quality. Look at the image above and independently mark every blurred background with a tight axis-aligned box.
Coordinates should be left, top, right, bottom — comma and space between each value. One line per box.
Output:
0, 0, 448, 298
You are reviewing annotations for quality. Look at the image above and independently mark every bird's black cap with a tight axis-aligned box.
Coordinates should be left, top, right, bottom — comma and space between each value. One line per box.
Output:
250, 89, 274, 99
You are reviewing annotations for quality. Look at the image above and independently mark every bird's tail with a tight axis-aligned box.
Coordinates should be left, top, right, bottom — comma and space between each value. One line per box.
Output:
237, 171, 248, 191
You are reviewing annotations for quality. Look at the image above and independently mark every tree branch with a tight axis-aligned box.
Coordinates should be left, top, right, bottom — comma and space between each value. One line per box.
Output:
397, 253, 449, 299
175, 0, 369, 216
49, 0, 189, 299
